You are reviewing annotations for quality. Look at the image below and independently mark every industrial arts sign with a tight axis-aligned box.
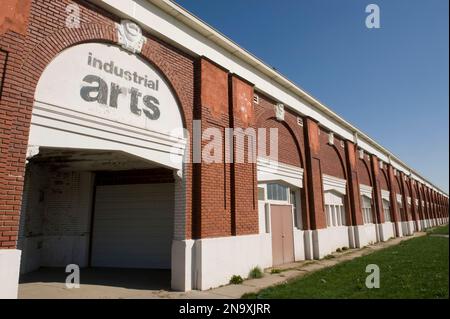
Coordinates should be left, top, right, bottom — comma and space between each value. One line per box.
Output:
34, 42, 183, 136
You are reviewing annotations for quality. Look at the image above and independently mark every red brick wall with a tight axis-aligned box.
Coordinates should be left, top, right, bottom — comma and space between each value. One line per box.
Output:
379, 168, 389, 191
193, 58, 232, 238
229, 74, 258, 236
0, 1, 446, 250
0, 0, 195, 248
319, 128, 346, 180
357, 158, 372, 186
255, 93, 305, 167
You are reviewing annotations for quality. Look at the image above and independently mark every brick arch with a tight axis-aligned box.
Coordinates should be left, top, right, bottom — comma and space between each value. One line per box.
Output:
380, 170, 390, 191
18, 23, 191, 128
405, 181, 411, 198
357, 159, 372, 187
394, 175, 402, 194
256, 110, 305, 168
320, 142, 347, 180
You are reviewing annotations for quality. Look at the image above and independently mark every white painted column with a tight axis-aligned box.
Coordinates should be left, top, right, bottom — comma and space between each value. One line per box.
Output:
0, 250, 21, 299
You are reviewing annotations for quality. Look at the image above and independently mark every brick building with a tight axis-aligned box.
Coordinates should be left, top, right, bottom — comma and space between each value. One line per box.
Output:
0, 0, 448, 298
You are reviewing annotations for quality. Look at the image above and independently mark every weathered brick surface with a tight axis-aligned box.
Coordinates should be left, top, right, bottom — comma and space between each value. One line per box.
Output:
0, 0, 195, 247
0, 0, 447, 250
229, 74, 258, 236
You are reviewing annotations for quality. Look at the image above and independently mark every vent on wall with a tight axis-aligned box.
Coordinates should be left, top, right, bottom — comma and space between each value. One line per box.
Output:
340, 140, 345, 148
297, 117, 303, 126
253, 94, 260, 104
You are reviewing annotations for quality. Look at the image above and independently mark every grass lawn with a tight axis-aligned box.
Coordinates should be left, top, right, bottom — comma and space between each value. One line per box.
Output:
428, 224, 449, 235
243, 234, 449, 299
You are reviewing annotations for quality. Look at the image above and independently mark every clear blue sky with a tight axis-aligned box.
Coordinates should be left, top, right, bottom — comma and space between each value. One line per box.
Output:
175, 0, 449, 193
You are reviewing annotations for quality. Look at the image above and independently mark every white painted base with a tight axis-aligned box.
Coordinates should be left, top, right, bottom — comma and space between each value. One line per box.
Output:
378, 222, 396, 242
197, 234, 272, 290
172, 234, 273, 291
293, 229, 305, 261
312, 226, 350, 259
414, 220, 422, 232
354, 224, 378, 247
395, 222, 404, 237
401, 221, 414, 236
420, 219, 426, 230
0, 249, 21, 299
171, 239, 195, 291
303, 230, 314, 260
409, 221, 416, 233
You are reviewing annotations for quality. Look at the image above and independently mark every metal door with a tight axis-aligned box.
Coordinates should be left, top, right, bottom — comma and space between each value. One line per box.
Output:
270, 204, 295, 266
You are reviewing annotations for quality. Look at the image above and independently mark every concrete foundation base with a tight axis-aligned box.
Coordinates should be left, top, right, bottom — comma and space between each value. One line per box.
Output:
312, 226, 351, 259
378, 222, 396, 241
353, 224, 378, 247
0, 249, 21, 299
171, 234, 272, 291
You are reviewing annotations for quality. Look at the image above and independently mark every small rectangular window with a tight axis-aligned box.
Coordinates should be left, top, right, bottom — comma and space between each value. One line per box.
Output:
267, 183, 288, 201
258, 187, 265, 201
383, 199, 391, 222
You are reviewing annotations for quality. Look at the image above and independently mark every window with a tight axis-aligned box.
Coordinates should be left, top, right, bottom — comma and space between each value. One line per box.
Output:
325, 204, 346, 227
361, 196, 373, 224
324, 191, 346, 227
290, 190, 303, 229
258, 187, 265, 201
267, 183, 288, 201
382, 199, 391, 222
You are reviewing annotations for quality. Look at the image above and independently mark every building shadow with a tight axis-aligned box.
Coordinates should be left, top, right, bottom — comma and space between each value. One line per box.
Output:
19, 267, 172, 291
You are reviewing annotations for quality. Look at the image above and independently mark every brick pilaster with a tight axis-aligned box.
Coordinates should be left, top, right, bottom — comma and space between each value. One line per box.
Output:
387, 165, 401, 236
370, 155, 385, 224
229, 74, 258, 236
303, 118, 326, 230
399, 172, 411, 222
344, 141, 363, 226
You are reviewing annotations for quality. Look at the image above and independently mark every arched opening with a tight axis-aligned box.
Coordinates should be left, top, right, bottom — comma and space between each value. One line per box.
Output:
256, 117, 305, 265
18, 43, 187, 291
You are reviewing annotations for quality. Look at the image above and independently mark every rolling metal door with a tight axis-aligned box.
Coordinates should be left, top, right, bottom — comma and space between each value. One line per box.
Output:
91, 183, 174, 269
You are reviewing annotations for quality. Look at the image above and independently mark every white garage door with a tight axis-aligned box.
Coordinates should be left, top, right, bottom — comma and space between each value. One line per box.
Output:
91, 183, 174, 269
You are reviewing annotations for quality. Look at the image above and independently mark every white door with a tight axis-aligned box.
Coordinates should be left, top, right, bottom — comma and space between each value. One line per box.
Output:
91, 183, 174, 269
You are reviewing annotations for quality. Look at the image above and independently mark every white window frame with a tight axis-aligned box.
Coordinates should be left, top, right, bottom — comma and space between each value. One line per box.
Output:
324, 190, 347, 228
266, 183, 289, 203
361, 195, 373, 224
382, 199, 391, 222
289, 189, 303, 229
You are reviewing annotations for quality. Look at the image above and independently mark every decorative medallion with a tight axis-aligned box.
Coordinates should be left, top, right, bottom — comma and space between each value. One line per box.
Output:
274, 103, 285, 121
116, 20, 146, 54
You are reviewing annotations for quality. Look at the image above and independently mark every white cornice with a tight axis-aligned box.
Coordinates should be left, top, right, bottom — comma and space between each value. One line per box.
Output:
323, 175, 347, 195
88, 0, 447, 197
381, 190, 390, 201
257, 157, 304, 188
360, 184, 373, 199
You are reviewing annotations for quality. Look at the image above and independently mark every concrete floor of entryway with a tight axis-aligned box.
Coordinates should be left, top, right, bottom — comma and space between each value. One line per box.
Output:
19, 267, 191, 299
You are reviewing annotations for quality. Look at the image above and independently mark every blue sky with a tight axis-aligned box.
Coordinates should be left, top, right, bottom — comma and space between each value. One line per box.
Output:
175, 0, 449, 193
